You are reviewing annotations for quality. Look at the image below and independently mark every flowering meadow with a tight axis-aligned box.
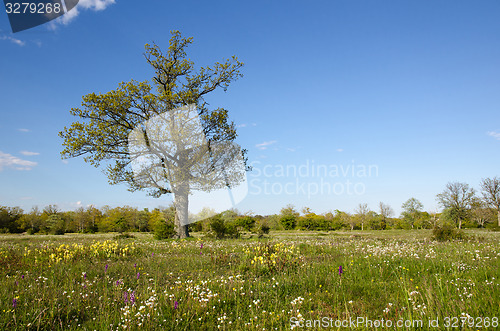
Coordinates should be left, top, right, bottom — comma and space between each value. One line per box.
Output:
0, 230, 499, 330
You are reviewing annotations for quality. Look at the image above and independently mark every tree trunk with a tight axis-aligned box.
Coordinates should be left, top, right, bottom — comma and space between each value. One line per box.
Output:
173, 184, 190, 238
497, 209, 500, 227
458, 219, 462, 230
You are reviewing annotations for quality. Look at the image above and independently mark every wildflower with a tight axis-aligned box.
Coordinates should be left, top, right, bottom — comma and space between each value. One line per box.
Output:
152, 253, 154, 257
21, 275, 24, 280
12, 298, 17, 308
137, 272, 140, 279
124, 292, 128, 303
83, 273, 87, 280
134, 263, 137, 268
130, 291, 136, 305
105, 264, 108, 272
174, 301, 179, 309
339, 265, 343, 276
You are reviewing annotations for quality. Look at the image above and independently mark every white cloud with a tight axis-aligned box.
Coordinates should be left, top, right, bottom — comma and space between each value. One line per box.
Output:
0, 151, 37, 171
256, 140, 277, 150
51, 0, 116, 27
0, 35, 25, 46
62, 160, 69, 164
487, 131, 500, 140
286, 148, 296, 152
237, 123, 247, 128
18, 128, 30, 132
20, 151, 40, 156
336, 148, 344, 152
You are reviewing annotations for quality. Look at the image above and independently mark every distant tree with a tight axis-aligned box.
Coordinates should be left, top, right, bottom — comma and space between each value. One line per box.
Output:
436, 182, 475, 229
401, 198, 424, 229
0, 206, 23, 233
46, 214, 65, 235
280, 215, 297, 230
354, 203, 370, 230
280, 205, 300, 218
378, 202, 394, 221
480, 177, 500, 227
19, 206, 42, 234
471, 200, 495, 228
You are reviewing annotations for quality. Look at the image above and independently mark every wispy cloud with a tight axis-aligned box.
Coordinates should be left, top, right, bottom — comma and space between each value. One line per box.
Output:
0, 34, 25, 46
487, 131, 500, 140
237, 123, 247, 128
256, 140, 277, 150
50, 0, 116, 27
18, 128, 30, 132
336, 148, 344, 152
286, 148, 296, 152
62, 160, 69, 164
20, 151, 40, 156
0, 151, 37, 171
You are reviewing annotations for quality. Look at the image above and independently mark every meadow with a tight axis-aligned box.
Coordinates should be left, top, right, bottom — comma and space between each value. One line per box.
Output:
0, 230, 499, 330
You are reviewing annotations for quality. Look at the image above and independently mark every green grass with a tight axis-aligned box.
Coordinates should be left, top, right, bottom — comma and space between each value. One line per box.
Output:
0, 229, 499, 330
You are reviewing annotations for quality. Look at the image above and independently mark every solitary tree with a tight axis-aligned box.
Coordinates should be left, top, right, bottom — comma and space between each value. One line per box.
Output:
60, 31, 247, 238
378, 202, 394, 220
436, 182, 475, 229
480, 177, 500, 227
355, 203, 369, 230
401, 197, 424, 229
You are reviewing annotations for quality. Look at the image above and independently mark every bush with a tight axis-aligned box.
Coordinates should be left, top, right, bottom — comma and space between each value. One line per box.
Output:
209, 215, 240, 239
235, 216, 255, 232
154, 220, 175, 240
280, 215, 296, 230
431, 225, 466, 241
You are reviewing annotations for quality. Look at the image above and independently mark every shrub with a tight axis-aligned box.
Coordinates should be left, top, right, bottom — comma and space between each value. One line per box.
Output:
431, 225, 466, 241
154, 220, 175, 240
235, 216, 255, 232
209, 215, 240, 239
280, 215, 296, 230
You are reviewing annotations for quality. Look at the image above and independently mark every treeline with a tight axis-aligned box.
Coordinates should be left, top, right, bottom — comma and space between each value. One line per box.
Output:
1, 177, 499, 235
0, 205, 175, 235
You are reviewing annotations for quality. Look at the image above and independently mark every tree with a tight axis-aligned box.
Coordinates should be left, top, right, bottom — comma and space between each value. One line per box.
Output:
354, 203, 369, 230
480, 177, 500, 227
378, 202, 394, 220
59, 31, 247, 238
401, 198, 424, 229
436, 182, 475, 229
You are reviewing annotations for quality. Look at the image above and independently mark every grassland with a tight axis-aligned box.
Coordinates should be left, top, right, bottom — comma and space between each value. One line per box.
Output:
1, 230, 499, 330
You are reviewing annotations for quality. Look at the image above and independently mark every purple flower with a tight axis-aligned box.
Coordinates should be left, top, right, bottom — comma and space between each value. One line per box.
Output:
134, 263, 137, 269
137, 272, 140, 279
21, 275, 24, 280
200, 243, 203, 249
339, 265, 343, 276
152, 252, 154, 257
130, 291, 136, 305
116, 280, 120, 286
174, 301, 178, 309
12, 298, 17, 308
105, 264, 108, 272
83, 273, 87, 280
124, 292, 128, 303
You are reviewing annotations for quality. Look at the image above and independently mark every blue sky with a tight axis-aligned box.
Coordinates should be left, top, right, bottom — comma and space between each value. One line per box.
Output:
1, 0, 499, 216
